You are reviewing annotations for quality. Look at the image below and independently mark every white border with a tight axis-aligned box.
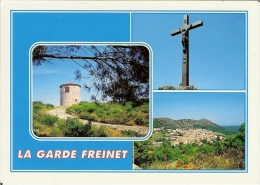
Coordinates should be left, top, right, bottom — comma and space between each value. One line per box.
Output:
11, 10, 249, 173
1, 1, 259, 184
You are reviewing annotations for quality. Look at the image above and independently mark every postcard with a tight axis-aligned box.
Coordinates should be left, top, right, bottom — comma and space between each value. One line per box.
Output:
0, 1, 259, 184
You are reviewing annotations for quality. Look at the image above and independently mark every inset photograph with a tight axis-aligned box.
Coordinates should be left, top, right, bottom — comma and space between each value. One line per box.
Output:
132, 13, 246, 90
134, 92, 245, 170
32, 44, 150, 138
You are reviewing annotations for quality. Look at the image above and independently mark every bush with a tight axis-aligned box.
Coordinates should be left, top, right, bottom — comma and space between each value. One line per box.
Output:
40, 114, 59, 127
86, 102, 97, 113
33, 103, 44, 113
134, 140, 157, 168
33, 121, 53, 137
124, 102, 133, 111
33, 101, 54, 112
51, 127, 61, 137
64, 118, 91, 137
121, 130, 141, 137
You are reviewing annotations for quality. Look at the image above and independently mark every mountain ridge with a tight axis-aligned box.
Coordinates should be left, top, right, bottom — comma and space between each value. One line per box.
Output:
153, 117, 235, 134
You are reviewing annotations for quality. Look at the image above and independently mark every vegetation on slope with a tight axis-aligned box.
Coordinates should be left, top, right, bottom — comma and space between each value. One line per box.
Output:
33, 101, 142, 137
134, 123, 245, 169
222, 125, 241, 134
66, 101, 149, 126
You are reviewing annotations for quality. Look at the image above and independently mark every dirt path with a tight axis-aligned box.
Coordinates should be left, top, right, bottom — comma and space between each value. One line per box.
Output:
48, 106, 74, 119
48, 106, 149, 136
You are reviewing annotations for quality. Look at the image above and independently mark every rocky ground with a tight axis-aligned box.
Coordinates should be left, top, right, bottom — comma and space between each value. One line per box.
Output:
48, 106, 150, 136
158, 85, 196, 90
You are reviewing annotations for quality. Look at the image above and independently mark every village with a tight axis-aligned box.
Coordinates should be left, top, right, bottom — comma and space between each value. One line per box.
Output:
152, 127, 225, 147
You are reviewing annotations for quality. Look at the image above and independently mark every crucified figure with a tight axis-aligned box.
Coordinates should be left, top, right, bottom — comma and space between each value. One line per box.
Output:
181, 32, 188, 53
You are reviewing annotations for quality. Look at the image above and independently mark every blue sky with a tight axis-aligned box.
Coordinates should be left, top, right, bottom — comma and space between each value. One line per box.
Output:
29, 13, 130, 106
132, 13, 246, 90
33, 55, 91, 106
33, 45, 133, 106
32, 12, 246, 107
153, 92, 245, 126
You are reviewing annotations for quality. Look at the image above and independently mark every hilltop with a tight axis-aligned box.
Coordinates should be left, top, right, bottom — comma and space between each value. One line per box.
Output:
153, 117, 233, 135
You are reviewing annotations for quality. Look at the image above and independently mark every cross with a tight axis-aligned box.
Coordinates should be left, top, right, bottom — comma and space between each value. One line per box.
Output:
170, 14, 203, 86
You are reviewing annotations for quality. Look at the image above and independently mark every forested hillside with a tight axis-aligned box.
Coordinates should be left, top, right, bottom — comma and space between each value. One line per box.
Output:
223, 125, 241, 134
134, 122, 245, 170
153, 117, 233, 135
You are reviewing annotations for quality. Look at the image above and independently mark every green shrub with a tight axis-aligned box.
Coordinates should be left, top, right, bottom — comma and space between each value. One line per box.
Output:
66, 101, 149, 126
95, 109, 106, 118
33, 101, 54, 112
33, 103, 44, 113
134, 140, 157, 168
40, 114, 59, 127
86, 102, 97, 113
88, 126, 107, 137
51, 127, 60, 137
45, 103, 54, 109
121, 130, 141, 137
64, 118, 91, 137
124, 102, 133, 111
33, 121, 53, 137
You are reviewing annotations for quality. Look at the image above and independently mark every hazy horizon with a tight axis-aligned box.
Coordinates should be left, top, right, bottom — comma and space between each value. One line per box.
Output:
153, 92, 245, 126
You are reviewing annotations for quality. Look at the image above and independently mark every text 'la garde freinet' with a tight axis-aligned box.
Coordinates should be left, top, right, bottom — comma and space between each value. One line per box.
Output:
18, 150, 129, 159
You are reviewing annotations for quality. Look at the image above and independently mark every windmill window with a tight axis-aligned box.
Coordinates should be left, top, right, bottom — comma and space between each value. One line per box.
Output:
65, 87, 70, 93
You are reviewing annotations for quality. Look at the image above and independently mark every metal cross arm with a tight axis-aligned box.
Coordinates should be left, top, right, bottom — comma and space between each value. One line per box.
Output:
170, 20, 203, 36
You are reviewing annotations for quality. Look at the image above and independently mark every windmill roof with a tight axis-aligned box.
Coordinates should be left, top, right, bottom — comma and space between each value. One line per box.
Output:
60, 82, 81, 88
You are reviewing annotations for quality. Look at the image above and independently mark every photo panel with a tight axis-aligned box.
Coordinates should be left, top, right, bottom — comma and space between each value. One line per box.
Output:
134, 92, 246, 171
32, 43, 151, 139
132, 13, 246, 90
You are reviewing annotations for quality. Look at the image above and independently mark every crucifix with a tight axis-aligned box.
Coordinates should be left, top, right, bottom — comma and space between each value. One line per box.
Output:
170, 14, 203, 86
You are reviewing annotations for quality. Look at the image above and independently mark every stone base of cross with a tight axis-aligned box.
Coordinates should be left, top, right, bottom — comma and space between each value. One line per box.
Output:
170, 14, 203, 86
158, 85, 197, 90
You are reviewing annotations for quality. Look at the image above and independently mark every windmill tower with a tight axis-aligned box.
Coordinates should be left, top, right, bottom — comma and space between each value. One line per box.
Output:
60, 82, 81, 106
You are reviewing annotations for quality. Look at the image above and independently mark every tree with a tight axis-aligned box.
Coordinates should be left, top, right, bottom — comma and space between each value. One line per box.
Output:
134, 140, 156, 168
215, 123, 245, 156
33, 45, 149, 104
